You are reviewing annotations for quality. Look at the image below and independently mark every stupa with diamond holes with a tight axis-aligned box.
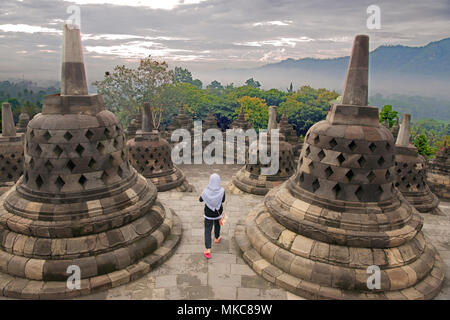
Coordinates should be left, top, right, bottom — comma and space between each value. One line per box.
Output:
16, 107, 30, 134
229, 106, 296, 195
0, 25, 182, 299
235, 35, 444, 300
0, 103, 24, 195
394, 114, 442, 215
427, 141, 450, 200
278, 110, 302, 157
127, 102, 193, 192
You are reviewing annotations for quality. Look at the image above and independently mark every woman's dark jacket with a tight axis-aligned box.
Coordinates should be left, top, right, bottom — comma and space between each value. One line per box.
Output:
199, 194, 225, 219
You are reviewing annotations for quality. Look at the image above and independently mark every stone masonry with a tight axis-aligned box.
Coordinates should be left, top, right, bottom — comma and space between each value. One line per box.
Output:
234, 35, 445, 300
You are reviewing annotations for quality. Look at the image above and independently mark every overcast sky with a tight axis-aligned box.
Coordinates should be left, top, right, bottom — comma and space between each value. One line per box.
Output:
1, 0, 449, 85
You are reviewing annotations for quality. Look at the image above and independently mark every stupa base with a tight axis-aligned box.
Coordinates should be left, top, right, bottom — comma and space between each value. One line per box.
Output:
0, 206, 182, 299
229, 167, 287, 196
0, 182, 14, 197
427, 174, 450, 201
146, 167, 194, 192
235, 203, 444, 300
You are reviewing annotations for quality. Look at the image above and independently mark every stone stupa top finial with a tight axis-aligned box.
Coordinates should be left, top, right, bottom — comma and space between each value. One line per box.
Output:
396, 113, 412, 147
142, 102, 154, 132
267, 106, 278, 131
341, 34, 369, 106
61, 24, 88, 96
1, 102, 16, 137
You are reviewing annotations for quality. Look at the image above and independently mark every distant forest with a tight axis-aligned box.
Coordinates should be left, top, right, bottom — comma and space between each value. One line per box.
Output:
1, 75, 449, 157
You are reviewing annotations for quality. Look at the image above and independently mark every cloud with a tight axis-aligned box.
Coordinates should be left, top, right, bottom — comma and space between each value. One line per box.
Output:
62, 0, 207, 10
0, 24, 61, 34
0, 0, 449, 85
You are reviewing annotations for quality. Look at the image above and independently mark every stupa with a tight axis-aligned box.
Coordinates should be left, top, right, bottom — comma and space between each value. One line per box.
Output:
279, 110, 302, 157
427, 142, 450, 200
229, 106, 296, 195
127, 102, 193, 192
16, 107, 30, 133
230, 108, 251, 130
0, 25, 181, 299
203, 111, 219, 131
235, 35, 444, 300
0, 103, 24, 195
394, 114, 442, 215
125, 109, 142, 140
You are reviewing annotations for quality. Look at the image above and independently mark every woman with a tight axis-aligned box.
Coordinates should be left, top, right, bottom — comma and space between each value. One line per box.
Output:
200, 173, 225, 259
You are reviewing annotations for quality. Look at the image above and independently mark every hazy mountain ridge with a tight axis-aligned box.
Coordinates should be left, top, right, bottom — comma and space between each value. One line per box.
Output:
260, 37, 450, 77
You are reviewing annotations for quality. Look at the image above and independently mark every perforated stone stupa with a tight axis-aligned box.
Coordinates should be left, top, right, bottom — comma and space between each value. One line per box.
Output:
229, 106, 296, 195
127, 102, 193, 192
394, 114, 442, 215
427, 142, 450, 200
235, 35, 444, 300
0, 25, 181, 299
16, 107, 30, 134
0, 103, 24, 195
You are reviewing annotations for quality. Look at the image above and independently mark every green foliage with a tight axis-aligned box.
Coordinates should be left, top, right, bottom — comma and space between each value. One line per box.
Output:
93, 57, 174, 128
279, 86, 339, 136
260, 89, 287, 106
379, 105, 399, 128
174, 66, 203, 89
235, 96, 268, 131
244, 78, 261, 88
414, 134, 434, 157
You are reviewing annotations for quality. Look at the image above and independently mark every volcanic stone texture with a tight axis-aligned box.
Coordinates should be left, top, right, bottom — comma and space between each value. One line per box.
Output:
229, 136, 296, 196
427, 144, 450, 201
127, 131, 193, 192
17, 112, 30, 134
395, 146, 442, 215
279, 112, 302, 158
0, 103, 24, 195
234, 35, 444, 300
0, 25, 181, 299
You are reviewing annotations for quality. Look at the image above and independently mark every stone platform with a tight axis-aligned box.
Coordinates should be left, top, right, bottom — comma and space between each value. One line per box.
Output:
1, 164, 448, 300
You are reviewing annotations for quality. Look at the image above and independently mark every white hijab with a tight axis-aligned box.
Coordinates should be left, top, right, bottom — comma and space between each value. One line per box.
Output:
201, 173, 225, 212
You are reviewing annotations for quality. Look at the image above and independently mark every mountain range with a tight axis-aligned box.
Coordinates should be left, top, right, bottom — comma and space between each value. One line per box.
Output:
207, 37, 450, 99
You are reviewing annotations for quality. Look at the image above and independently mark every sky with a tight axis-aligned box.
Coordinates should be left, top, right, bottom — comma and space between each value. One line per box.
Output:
0, 0, 449, 87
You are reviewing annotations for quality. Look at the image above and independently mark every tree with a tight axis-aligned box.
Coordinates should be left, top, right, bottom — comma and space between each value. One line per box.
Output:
245, 78, 261, 88
261, 88, 287, 107
379, 104, 399, 128
207, 80, 224, 91
93, 57, 174, 128
173, 66, 203, 89
278, 86, 338, 136
414, 134, 434, 157
235, 96, 268, 131
287, 82, 294, 93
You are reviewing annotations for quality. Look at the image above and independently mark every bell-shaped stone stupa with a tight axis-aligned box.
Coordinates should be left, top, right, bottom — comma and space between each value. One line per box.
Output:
229, 106, 296, 195
16, 107, 31, 134
0, 25, 181, 299
235, 35, 444, 300
0, 103, 24, 195
394, 114, 442, 215
127, 103, 193, 192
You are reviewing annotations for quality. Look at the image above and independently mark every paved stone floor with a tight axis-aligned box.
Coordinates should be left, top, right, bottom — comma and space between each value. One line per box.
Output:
69, 164, 450, 300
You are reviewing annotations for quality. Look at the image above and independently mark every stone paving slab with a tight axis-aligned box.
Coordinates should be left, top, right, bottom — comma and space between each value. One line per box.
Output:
4, 163, 441, 300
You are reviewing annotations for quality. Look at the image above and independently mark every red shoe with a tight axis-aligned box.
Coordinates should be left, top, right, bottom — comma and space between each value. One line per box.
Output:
214, 236, 222, 244
203, 251, 211, 259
